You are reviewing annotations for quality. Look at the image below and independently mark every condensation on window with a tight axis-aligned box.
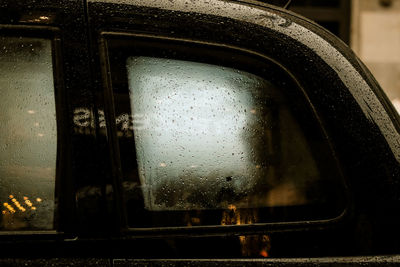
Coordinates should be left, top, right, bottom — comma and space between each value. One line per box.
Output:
125, 57, 319, 212
0, 36, 56, 230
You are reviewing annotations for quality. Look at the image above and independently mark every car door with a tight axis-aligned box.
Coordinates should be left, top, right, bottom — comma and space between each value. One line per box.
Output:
87, 0, 400, 262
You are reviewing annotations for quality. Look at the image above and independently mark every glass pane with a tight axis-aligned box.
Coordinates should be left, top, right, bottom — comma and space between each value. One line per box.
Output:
113, 55, 345, 229
0, 36, 56, 230
126, 57, 319, 211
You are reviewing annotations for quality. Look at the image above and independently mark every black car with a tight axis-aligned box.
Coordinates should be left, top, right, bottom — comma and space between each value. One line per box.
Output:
0, 0, 399, 265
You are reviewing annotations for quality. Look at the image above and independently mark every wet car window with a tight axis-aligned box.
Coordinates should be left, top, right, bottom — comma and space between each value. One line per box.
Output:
0, 36, 56, 230
106, 39, 346, 228
127, 57, 319, 211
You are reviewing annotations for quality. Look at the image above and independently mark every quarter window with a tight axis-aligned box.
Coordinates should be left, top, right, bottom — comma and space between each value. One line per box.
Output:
105, 37, 346, 228
0, 36, 56, 230
127, 57, 318, 211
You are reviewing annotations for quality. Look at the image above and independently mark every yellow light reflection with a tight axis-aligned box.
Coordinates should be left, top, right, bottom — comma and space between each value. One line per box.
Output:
228, 204, 236, 211
25, 200, 32, 207
4, 203, 15, 213
1, 196, 41, 214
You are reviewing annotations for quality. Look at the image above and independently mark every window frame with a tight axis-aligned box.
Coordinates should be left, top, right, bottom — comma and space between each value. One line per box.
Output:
0, 25, 68, 238
99, 31, 350, 237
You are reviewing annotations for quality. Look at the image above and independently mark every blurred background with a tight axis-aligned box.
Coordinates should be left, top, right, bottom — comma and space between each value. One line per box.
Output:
266, 0, 400, 114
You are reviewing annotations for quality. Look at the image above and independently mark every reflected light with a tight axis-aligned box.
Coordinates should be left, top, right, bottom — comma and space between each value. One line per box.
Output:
27, 110, 35, 114
37, 133, 44, 137
1, 196, 41, 214
260, 250, 268, 257
228, 204, 236, 211
11, 198, 25, 212
25, 199, 33, 207
159, 162, 167, 167
4, 203, 15, 213
392, 98, 400, 114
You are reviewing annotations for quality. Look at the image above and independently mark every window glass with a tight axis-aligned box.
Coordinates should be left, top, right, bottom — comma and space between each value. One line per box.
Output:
126, 57, 319, 211
0, 36, 56, 230
107, 41, 345, 228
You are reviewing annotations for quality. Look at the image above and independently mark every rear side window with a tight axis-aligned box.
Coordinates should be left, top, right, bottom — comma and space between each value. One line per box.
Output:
127, 57, 319, 211
0, 36, 56, 230
105, 37, 346, 228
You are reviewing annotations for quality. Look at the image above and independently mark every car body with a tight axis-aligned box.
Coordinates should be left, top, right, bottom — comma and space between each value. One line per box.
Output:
0, 0, 400, 265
